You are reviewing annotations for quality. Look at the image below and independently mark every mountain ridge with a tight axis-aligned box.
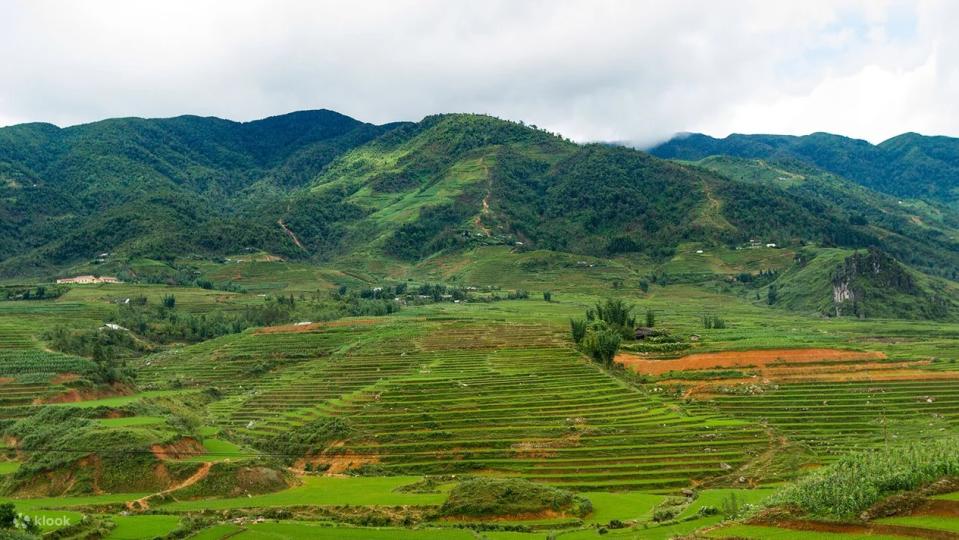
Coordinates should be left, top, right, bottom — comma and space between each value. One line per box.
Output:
649, 130, 959, 202
3, 109, 959, 296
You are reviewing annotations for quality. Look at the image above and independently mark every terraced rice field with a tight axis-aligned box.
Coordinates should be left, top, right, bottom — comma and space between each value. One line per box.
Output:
703, 379, 959, 460
136, 322, 377, 389
142, 319, 768, 490
0, 302, 110, 419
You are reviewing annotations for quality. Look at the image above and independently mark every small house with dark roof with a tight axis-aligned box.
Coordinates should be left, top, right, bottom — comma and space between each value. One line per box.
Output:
634, 327, 656, 340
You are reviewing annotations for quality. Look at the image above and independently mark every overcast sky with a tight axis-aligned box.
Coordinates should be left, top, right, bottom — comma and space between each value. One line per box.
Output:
1, 0, 957, 146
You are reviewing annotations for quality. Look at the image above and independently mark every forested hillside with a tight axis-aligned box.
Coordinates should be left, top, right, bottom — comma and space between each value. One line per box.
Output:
4, 110, 959, 289
649, 131, 959, 203
0, 110, 397, 274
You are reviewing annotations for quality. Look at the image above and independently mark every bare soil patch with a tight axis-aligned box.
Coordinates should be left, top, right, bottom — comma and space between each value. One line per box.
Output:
151, 437, 205, 460
913, 499, 959, 517
296, 441, 380, 475
127, 461, 212, 511
36, 383, 132, 404
617, 348, 887, 376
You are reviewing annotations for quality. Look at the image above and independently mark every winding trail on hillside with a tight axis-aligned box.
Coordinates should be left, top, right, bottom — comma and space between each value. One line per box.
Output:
473, 160, 493, 236
277, 219, 307, 251
126, 461, 212, 511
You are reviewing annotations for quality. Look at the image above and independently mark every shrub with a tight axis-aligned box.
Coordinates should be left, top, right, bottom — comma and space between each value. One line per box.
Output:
698, 505, 719, 517
581, 321, 622, 366
652, 508, 676, 522
570, 319, 587, 344
260, 417, 351, 460
440, 478, 590, 517
702, 314, 726, 329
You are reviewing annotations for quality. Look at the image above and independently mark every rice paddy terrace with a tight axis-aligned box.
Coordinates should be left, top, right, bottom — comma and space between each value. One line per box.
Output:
137, 319, 768, 491
4, 267, 959, 538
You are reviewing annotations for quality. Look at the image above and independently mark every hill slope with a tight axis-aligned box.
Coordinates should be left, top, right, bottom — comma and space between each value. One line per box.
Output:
0, 110, 397, 274
3, 110, 959, 297
649, 131, 959, 203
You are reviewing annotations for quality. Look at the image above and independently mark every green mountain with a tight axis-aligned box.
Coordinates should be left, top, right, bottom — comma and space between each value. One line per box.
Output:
0, 110, 398, 274
649, 131, 959, 203
4, 109, 959, 314
685, 155, 959, 278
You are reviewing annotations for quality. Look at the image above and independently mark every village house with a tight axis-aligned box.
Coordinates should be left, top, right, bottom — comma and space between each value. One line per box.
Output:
55, 275, 121, 284
635, 327, 657, 340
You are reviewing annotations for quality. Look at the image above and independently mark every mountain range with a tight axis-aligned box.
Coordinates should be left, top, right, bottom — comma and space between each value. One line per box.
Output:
649, 131, 959, 203
4, 110, 959, 312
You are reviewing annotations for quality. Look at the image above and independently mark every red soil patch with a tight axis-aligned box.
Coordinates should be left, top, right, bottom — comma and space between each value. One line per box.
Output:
296, 441, 380, 475
663, 364, 959, 398
36, 383, 132, 404
617, 348, 887, 376
150, 437, 205, 460
0, 377, 15, 384
913, 499, 959, 517
255, 319, 379, 334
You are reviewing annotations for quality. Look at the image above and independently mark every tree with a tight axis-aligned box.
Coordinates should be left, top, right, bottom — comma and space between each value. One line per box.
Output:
703, 314, 726, 329
588, 298, 636, 338
767, 284, 778, 305
581, 322, 622, 366
162, 294, 176, 309
645, 309, 655, 328
543, 291, 553, 302
570, 319, 587, 344
0, 503, 14, 528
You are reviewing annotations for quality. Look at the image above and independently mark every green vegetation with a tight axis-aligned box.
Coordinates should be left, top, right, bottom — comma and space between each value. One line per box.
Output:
106, 514, 181, 539
651, 131, 959, 204
771, 438, 959, 518
439, 478, 590, 518
5, 109, 959, 539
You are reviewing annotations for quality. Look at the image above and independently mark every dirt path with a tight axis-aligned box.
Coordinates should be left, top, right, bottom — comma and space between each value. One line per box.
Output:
126, 462, 212, 511
277, 219, 307, 251
473, 160, 492, 236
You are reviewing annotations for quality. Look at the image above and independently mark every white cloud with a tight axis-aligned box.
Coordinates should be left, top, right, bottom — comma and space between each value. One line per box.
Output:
0, 0, 956, 144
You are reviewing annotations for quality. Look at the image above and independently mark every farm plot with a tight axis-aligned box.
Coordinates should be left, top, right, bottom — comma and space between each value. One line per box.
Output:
135, 321, 379, 389
311, 322, 768, 491
137, 317, 768, 490
702, 379, 959, 462
0, 301, 110, 418
214, 336, 426, 438
616, 347, 953, 387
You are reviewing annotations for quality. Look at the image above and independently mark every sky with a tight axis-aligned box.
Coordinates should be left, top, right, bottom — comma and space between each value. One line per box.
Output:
1, 0, 957, 147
